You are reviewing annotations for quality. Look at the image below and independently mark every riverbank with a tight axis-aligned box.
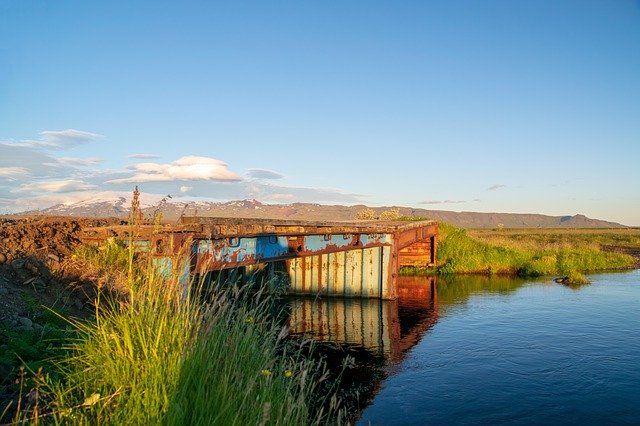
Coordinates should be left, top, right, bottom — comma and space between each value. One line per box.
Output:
0, 218, 344, 424
401, 224, 639, 279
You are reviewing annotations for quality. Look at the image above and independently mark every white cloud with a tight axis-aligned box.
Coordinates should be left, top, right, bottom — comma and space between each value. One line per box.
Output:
271, 193, 294, 201
128, 153, 161, 159
10, 129, 101, 150
180, 186, 192, 193
419, 200, 466, 204
107, 156, 243, 184
0, 167, 30, 179
247, 168, 284, 179
17, 179, 98, 193
487, 184, 506, 191
55, 157, 103, 167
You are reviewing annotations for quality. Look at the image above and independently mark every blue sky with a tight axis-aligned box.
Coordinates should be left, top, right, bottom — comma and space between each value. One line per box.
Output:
1, 1, 639, 225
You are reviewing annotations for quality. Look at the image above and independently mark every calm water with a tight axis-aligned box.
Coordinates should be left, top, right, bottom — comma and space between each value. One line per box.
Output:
286, 270, 640, 425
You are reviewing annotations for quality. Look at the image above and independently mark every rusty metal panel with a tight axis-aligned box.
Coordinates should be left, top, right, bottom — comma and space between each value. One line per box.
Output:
319, 254, 329, 295
309, 255, 320, 294
287, 258, 304, 294
344, 250, 361, 297
381, 245, 393, 299
399, 241, 435, 267
331, 252, 346, 296
361, 247, 379, 298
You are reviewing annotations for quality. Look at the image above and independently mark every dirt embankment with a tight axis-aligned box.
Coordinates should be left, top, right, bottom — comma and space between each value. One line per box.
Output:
0, 216, 122, 317
0, 216, 121, 387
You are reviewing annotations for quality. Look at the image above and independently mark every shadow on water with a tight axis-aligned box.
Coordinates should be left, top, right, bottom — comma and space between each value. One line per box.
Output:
279, 274, 531, 419
435, 273, 529, 306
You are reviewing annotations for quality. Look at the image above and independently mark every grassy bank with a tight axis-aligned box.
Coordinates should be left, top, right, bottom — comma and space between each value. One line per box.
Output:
4, 240, 342, 425
403, 223, 636, 279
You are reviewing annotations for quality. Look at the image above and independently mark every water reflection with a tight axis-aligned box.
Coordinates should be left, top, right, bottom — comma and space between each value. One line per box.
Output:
358, 271, 640, 425
284, 275, 530, 363
285, 276, 440, 363
281, 274, 534, 419
435, 274, 529, 306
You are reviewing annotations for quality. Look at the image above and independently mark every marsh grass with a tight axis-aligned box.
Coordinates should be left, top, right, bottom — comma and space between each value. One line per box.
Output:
167, 287, 341, 425
419, 223, 636, 278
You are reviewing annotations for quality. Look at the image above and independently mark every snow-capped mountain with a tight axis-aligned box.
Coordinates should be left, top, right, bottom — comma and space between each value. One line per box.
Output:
20, 197, 627, 228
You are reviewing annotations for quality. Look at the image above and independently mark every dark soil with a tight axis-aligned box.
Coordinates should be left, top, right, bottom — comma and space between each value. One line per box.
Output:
0, 216, 121, 415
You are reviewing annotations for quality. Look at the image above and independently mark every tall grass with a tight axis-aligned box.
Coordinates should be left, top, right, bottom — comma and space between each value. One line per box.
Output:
8, 238, 342, 424
167, 288, 339, 425
49, 271, 196, 424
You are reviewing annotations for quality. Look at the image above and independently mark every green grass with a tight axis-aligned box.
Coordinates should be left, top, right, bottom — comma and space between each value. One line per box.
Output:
469, 227, 640, 250
413, 223, 636, 278
167, 289, 339, 425
4, 239, 342, 425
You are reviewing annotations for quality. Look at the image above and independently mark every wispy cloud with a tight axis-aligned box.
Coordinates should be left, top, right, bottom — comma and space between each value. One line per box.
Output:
10, 129, 101, 150
1, 131, 364, 211
247, 168, 284, 180
54, 157, 103, 167
271, 193, 294, 201
487, 184, 506, 191
107, 156, 243, 184
419, 199, 466, 205
17, 179, 98, 193
128, 153, 161, 159
0, 167, 30, 179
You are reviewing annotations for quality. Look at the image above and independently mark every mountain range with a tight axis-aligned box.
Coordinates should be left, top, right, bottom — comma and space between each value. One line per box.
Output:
24, 198, 627, 229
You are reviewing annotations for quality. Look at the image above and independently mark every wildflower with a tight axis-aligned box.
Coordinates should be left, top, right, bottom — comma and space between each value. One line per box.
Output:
82, 393, 101, 407
261, 369, 272, 377
284, 370, 293, 378
245, 316, 255, 324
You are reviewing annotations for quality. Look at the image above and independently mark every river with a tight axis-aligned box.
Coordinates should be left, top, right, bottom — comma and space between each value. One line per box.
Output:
284, 270, 640, 424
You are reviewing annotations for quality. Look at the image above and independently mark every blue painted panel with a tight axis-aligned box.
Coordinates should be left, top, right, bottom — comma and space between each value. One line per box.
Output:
304, 234, 352, 251
255, 236, 289, 260
196, 232, 393, 267
359, 234, 392, 246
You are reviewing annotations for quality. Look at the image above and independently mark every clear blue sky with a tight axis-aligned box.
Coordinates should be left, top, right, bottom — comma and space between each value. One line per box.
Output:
1, 1, 639, 225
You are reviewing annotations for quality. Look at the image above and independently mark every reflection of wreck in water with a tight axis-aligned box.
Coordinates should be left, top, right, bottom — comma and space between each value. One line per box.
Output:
287, 276, 440, 362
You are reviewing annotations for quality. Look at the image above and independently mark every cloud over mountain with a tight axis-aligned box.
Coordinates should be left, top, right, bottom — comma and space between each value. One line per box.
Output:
247, 169, 284, 180
107, 156, 243, 184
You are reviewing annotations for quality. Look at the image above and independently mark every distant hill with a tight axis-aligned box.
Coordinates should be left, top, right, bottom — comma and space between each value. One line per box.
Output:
23, 198, 627, 229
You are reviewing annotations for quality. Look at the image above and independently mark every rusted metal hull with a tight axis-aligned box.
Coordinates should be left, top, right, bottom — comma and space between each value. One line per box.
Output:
79, 218, 438, 300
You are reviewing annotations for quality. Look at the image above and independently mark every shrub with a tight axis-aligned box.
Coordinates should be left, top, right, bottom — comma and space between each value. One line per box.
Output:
379, 208, 401, 221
